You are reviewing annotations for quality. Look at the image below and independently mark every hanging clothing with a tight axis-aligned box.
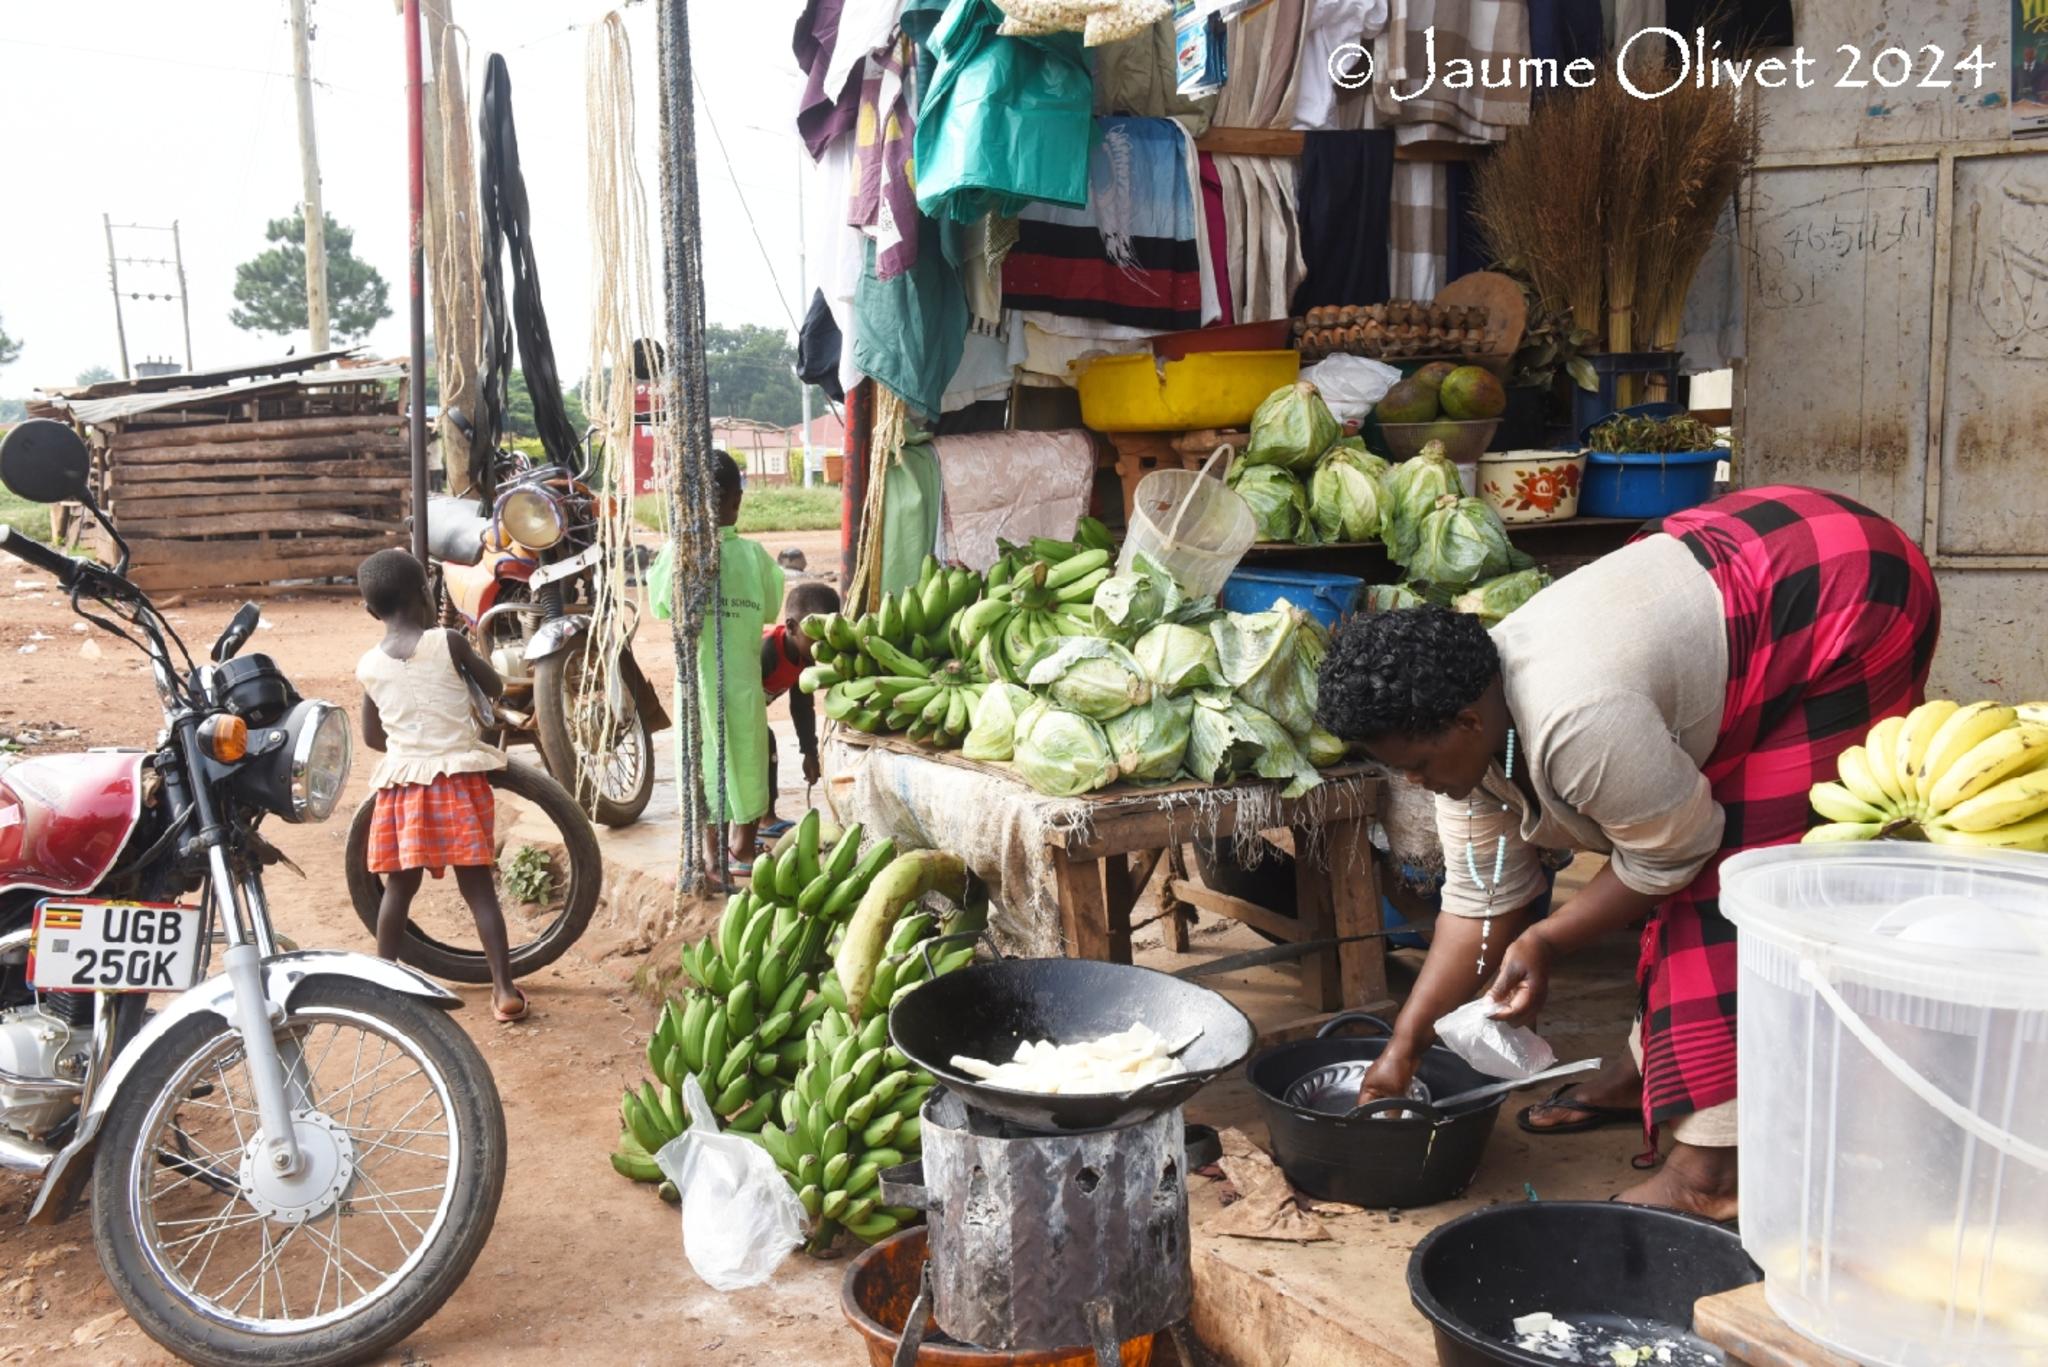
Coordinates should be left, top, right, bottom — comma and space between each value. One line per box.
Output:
1526, 0, 1602, 83
1290, 129, 1395, 312
1198, 152, 1234, 328
1091, 15, 1220, 135
1292, 0, 1390, 130
823, 0, 910, 116
849, 33, 921, 279
1389, 161, 1447, 300
853, 219, 970, 422
1373, 0, 1530, 144
1665, 0, 1791, 50
942, 328, 1017, 412
801, 133, 868, 398
960, 215, 1018, 331
880, 438, 944, 594
690, 526, 788, 825
1004, 117, 1204, 332
1171, 123, 1223, 326
914, 0, 1093, 224
1214, 152, 1306, 323
1678, 196, 1744, 375
1214, 0, 1310, 129
798, 290, 847, 403
795, 0, 862, 157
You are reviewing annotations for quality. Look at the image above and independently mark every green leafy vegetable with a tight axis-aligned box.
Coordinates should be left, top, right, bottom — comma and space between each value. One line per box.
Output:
962, 682, 1036, 762
1241, 381, 1341, 472
1103, 695, 1194, 783
1228, 462, 1311, 544
1452, 568, 1552, 626
1308, 444, 1390, 544
1185, 691, 1265, 783
1023, 637, 1152, 722
1381, 440, 1464, 564
1132, 622, 1222, 696
1406, 494, 1518, 589
1011, 700, 1120, 796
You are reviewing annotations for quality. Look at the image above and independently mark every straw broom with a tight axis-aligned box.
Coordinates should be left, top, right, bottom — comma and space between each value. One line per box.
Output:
1633, 76, 1758, 353
1473, 93, 1605, 341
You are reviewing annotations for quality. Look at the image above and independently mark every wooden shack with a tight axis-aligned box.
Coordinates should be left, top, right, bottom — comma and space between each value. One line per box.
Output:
29, 351, 411, 593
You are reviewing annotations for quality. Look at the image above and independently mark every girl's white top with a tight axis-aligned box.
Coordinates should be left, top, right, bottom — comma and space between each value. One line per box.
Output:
355, 629, 506, 790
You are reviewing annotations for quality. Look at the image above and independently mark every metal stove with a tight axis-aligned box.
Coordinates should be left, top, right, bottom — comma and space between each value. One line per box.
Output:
881, 1089, 1206, 1366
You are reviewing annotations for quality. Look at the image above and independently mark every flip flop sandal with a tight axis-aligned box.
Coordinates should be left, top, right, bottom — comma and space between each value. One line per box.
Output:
494, 991, 529, 1024
1516, 1082, 1641, 1135
759, 818, 794, 838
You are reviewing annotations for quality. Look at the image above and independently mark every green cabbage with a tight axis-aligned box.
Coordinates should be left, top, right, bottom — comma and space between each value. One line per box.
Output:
1307, 444, 1389, 544
1092, 552, 1185, 637
961, 682, 1035, 762
1227, 463, 1310, 544
1185, 691, 1265, 783
1242, 381, 1341, 472
1231, 699, 1323, 797
1381, 440, 1463, 564
1452, 568, 1553, 627
1131, 621, 1222, 696
1210, 604, 1328, 739
1306, 726, 1350, 768
1103, 695, 1193, 783
1011, 700, 1119, 796
1365, 582, 1428, 613
1023, 637, 1152, 722
1407, 494, 1517, 589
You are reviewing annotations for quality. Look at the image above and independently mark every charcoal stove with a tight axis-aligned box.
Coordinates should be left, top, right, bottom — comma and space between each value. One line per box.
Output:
880, 1090, 1205, 1367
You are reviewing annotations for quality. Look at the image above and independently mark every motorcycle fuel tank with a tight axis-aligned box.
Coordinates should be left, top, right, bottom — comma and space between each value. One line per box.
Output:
0, 752, 145, 896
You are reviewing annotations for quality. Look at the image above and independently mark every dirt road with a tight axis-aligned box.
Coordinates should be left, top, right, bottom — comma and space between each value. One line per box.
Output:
0, 541, 856, 1365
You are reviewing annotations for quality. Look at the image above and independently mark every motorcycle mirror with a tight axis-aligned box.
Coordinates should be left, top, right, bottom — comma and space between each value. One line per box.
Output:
212, 602, 263, 663
0, 419, 93, 506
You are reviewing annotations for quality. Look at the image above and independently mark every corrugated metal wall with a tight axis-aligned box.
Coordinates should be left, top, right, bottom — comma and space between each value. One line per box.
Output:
1741, 0, 2048, 699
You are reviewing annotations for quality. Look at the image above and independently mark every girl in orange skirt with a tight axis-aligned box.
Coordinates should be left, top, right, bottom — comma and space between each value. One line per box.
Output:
355, 549, 525, 1021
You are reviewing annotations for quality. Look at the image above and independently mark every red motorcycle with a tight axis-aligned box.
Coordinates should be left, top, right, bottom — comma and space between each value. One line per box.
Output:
0, 421, 505, 1367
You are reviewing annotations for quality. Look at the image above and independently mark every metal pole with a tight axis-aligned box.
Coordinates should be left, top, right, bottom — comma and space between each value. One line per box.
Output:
171, 220, 194, 371
796, 146, 812, 489
102, 213, 131, 380
289, 0, 331, 355
405, 0, 429, 565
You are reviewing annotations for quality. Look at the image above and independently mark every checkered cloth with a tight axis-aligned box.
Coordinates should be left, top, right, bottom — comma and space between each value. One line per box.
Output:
1372, 0, 1532, 141
366, 772, 498, 877
1631, 487, 1940, 1132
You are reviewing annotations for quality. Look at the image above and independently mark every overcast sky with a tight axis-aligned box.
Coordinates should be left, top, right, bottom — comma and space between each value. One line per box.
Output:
0, 0, 808, 393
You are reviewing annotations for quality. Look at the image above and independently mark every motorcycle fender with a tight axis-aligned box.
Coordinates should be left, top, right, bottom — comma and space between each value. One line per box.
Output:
624, 652, 670, 733
27, 950, 459, 1225
523, 614, 588, 664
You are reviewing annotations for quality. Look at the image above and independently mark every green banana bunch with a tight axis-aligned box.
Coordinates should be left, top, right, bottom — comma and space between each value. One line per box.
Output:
833, 850, 970, 1022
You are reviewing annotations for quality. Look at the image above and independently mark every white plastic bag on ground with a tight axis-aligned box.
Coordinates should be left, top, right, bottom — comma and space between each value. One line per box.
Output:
1301, 354, 1403, 423
1433, 996, 1558, 1080
655, 1075, 805, 1291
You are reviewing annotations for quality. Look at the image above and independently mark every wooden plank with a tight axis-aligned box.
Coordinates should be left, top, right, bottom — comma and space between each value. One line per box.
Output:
117, 511, 394, 538
1168, 880, 1310, 944
129, 554, 371, 593
1054, 777, 1379, 858
128, 535, 391, 566
1101, 850, 1157, 964
1291, 826, 1343, 1012
110, 492, 402, 519
119, 458, 406, 484
111, 433, 409, 464
1194, 127, 1485, 163
106, 414, 403, 449
1323, 818, 1387, 1009
114, 477, 408, 502
1695, 1285, 1858, 1367
1161, 845, 1192, 952
1053, 850, 1116, 963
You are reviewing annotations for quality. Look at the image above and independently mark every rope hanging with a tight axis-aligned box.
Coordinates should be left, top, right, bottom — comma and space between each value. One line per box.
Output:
656, 0, 725, 897
575, 11, 657, 816
429, 19, 482, 494
846, 384, 910, 613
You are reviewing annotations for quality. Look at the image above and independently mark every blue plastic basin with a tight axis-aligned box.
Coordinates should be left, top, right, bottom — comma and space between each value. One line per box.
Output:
1579, 449, 1719, 519
1220, 568, 1364, 629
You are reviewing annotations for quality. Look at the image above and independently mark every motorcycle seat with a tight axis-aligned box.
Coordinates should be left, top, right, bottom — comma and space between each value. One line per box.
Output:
425, 495, 490, 567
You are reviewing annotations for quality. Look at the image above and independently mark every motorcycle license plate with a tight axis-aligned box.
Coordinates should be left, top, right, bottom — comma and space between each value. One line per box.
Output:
28, 900, 202, 993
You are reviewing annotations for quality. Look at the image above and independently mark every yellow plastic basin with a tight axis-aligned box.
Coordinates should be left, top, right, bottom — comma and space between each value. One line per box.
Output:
1075, 350, 1300, 432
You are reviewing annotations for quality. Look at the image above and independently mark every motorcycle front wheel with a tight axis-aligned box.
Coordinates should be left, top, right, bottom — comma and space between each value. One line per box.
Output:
90, 978, 506, 1367
532, 648, 655, 828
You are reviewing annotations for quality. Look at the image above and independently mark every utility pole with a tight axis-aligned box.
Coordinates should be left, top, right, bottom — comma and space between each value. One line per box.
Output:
289, 0, 332, 355
796, 146, 812, 489
170, 220, 194, 371
102, 212, 132, 379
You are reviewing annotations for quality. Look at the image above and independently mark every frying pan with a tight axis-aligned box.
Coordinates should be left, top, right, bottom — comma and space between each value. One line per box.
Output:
887, 950, 1256, 1132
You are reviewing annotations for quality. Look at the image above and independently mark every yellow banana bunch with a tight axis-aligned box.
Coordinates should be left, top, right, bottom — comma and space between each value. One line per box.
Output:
1808, 699, 2048, 852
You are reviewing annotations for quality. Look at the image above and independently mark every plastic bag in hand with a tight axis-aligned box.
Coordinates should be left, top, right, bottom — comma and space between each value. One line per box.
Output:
655, 1075, 806, 1291
1433, 996, 1558, 1081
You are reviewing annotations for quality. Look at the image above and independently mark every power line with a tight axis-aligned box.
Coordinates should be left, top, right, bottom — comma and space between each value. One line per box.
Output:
699, 97, 802, 337
0, 35, 367, 93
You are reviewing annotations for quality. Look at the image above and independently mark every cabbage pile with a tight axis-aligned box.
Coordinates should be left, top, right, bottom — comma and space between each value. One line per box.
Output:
1373, 439, 1546, 627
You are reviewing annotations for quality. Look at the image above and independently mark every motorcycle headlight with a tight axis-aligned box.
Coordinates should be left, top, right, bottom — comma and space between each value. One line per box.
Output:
232, 700, 353, 823
498, 487, 565, 550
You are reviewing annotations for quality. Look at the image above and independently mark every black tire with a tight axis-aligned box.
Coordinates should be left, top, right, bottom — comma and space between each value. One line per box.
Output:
345, 760, 602, 983
1191, 834, 1298, 944
531, 650, 655, 828
90, 978, 506, 1367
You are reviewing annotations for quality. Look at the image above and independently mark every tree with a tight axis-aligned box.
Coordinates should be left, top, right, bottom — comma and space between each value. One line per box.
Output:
703, 324, 814, 427
0, 314, 21, 369
75, 365, 115, 386
504, 370, 587, 440
229, 210, 393, 343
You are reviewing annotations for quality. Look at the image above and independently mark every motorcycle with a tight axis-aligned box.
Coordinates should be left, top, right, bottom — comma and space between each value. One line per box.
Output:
0, 420, 504, 1367
423, 411, 665, 828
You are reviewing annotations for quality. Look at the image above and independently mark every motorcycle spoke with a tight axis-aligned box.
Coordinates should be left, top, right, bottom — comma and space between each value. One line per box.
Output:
348, 1167, 435, 1243
301, 1214, 387, 1306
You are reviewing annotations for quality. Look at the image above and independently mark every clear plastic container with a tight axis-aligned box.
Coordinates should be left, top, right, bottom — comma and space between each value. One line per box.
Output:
1117, 448, 1256, 600
1721, 845, 2048, 1367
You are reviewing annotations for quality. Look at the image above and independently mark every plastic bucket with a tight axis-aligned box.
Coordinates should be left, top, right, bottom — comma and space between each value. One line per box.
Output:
1218, 568, 1363, 629
1117, 447, 1257, 599
1720, 844, 2048, 1367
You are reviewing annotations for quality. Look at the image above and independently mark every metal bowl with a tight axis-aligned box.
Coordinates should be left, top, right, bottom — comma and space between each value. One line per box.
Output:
1283, 1062, 1432, 1117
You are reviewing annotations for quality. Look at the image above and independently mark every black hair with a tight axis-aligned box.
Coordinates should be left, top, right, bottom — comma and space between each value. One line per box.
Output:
1314, 605, 1501, 741
784, 579, 841, 619
713, 449, 742, 505
358, 548, 428, 621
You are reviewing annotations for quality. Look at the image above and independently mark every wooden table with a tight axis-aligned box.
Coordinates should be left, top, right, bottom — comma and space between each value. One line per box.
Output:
1042, 765, 1388, 1013
1694, 1285, 1859, 1367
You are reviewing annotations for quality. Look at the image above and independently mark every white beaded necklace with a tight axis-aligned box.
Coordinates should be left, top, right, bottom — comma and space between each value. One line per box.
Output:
1464, 727, 1517, 976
